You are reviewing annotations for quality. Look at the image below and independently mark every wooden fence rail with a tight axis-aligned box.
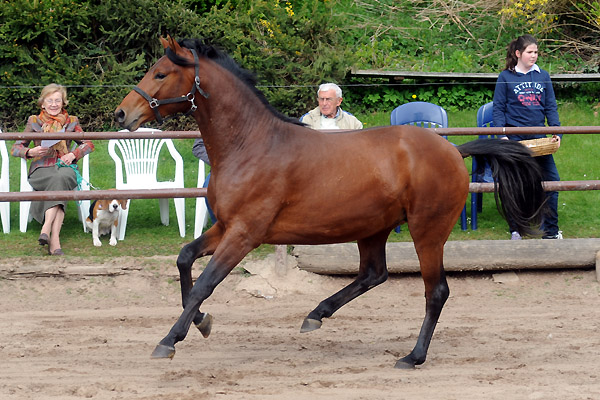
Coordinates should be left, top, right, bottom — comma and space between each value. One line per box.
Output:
350, 69, 600, 83
1, 181, 600, 203
0, 188, 206, 202
3, 125, 600, 140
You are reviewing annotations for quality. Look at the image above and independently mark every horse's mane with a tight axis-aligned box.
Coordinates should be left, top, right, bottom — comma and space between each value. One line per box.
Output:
167, 38, 304, 126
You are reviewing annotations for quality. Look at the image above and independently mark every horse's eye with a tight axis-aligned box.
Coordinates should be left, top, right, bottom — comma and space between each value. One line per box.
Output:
154, 73, 167, 80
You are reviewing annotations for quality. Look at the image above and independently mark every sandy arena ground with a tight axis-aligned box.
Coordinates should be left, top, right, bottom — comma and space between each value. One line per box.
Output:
0, 253, 599, 400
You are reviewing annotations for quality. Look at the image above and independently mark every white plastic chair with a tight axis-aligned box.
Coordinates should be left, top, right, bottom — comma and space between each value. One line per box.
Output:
194, 159, 209, 238
19, 150, 90, 233
110, 129, 185, 239
0, 137, 10, 234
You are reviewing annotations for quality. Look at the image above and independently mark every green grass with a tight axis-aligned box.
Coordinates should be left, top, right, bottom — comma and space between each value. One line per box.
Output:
1, 103, 599, 259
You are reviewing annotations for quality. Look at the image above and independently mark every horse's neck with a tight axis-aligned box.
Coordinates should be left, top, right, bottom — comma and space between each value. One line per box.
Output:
194, 66, 280, 166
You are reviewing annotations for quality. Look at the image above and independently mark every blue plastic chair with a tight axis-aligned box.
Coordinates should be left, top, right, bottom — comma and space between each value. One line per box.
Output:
390, 102, 467, 232
391, 101, 448, 138
471, 101, 495, 230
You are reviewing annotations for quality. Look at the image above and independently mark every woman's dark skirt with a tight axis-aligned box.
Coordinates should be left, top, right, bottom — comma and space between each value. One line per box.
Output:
28, 165, 77, 224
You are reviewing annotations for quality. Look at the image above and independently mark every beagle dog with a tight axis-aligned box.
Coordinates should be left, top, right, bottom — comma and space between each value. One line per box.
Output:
85, 197, 128, 246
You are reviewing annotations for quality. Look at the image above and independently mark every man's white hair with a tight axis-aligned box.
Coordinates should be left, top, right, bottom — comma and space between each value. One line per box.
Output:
317, 83, 342, 98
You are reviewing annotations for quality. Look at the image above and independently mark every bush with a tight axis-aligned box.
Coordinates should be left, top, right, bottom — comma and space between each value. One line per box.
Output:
343, 79, 495, 114
0, 0, 205, 131
179, 0, 353, 118
0, 0, 354, 131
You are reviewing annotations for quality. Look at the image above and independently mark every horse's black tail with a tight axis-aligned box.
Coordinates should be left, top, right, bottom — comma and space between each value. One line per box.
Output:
457, 138, 546, 237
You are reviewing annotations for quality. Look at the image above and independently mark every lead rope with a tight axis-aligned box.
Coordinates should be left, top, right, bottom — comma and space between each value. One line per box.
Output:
56, 159, 100, 205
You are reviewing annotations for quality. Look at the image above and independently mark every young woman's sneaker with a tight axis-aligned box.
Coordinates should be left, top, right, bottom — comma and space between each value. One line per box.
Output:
542, 231, 563, 239
511, 231, 522, 240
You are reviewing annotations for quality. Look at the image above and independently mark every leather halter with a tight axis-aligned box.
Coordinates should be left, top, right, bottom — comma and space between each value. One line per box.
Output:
133, 48, 209, 124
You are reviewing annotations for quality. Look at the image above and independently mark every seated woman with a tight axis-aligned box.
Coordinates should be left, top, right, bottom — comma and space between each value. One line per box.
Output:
11, 83, 94, 255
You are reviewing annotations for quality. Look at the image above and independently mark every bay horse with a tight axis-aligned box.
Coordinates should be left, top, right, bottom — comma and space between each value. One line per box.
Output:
114, 36, 545, 369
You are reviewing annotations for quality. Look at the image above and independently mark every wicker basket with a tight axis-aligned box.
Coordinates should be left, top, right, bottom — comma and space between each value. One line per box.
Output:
520, 137, 559, 157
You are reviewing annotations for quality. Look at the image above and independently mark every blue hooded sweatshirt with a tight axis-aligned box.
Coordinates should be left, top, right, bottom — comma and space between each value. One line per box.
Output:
493, 65, 560, 141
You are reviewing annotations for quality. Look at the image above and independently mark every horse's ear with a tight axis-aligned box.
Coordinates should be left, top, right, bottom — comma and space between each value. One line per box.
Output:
161, 34, 183, 55
160, 36, 169, 49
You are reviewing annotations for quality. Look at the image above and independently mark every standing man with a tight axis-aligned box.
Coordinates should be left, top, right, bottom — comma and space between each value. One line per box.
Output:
300, 83, 363, 130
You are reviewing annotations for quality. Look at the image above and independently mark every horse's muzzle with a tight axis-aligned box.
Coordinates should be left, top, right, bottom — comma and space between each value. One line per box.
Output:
114, 108, 126, 125
114, 108, 140, 131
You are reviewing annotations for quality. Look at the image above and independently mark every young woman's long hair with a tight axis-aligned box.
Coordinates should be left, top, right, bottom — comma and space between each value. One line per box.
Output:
505, 34, 537, 71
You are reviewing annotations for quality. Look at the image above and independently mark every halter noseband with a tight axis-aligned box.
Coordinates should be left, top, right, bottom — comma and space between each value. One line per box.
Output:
133, 48, 210, 124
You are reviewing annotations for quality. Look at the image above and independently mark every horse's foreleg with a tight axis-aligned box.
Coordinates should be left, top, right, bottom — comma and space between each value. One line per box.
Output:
176, 224, 223, 339
395, 241, 449, 369
301, 231, 389, 332
153, 230, 256, 359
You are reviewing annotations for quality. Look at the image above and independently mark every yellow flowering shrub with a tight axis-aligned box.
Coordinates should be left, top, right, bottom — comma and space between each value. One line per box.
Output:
499, 0, 558, 35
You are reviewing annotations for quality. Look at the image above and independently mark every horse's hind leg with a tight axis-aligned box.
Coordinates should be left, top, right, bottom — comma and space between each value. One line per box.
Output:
176, 223, 223, 337
301, 230, 389, 332
394, 222, 451, 369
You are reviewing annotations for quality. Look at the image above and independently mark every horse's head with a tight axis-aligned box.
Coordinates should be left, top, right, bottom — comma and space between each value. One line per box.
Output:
114, 35, 206, 131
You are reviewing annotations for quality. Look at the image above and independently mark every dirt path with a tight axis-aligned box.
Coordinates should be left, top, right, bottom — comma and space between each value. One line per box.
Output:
0, 254, 599, 399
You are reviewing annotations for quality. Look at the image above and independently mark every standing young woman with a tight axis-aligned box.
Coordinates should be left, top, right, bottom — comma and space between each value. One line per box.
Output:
12, 84, 94, 255
493, 34, 562, 240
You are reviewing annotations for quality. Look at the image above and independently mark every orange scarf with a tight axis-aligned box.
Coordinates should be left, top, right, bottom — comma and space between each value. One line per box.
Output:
38, 109, 69, 157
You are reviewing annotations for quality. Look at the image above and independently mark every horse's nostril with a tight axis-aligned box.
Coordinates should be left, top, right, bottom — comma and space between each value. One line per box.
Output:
114, 108, 125, 123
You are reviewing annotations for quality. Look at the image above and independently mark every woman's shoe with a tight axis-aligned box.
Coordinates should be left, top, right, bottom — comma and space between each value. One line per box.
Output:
38, 233, 49, 246
50, 248, 64, 256
542, 231, 563, 239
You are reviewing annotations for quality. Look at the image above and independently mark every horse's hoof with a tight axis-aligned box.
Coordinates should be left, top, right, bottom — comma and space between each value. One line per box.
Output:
196, 313, 213, 338
151, 344, 176, 359
300, 318, 322, 333
394, 356, 416, 369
